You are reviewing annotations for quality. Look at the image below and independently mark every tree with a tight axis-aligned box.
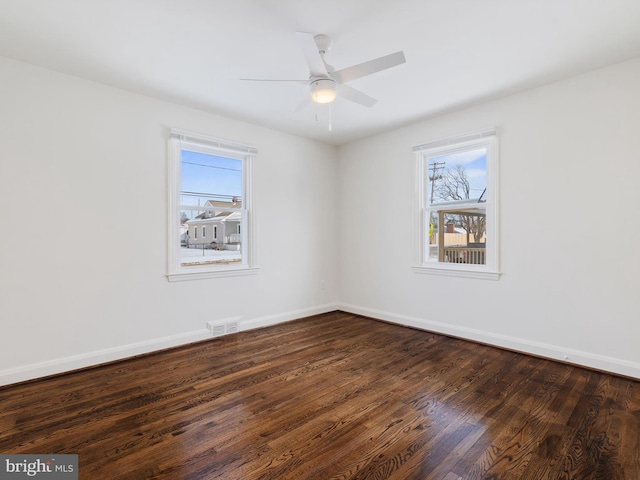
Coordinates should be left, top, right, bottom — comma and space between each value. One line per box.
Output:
434, 165, 486, 244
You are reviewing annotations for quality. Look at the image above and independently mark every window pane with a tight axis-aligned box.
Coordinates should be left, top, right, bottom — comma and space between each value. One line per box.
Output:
181, 150, 242, 206
180, 208, 244, 267
428, 147, 487, 207
428, 210, 486, 265
179, 150, 243, 267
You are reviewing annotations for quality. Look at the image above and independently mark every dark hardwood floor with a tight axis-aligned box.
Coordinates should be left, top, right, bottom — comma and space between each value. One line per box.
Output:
1, 311, 639, 479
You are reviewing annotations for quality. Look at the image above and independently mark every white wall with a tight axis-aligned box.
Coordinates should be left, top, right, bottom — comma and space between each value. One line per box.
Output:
0, 57, 339, 385
338, 57, 640, 378
3, 54, 639, 386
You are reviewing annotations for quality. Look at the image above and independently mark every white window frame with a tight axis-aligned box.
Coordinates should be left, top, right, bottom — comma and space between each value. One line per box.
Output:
412, 127, 500, 280
167, 128, 258, 282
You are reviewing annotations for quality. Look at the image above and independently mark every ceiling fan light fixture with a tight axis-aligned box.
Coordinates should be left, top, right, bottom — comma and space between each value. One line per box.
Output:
310, 78, 336, 104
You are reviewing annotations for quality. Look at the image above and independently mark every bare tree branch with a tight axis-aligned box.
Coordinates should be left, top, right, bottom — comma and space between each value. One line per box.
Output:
435, 165, 486, 243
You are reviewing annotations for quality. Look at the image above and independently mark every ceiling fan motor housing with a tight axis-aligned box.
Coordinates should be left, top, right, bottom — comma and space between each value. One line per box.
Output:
310, 77, 337, 104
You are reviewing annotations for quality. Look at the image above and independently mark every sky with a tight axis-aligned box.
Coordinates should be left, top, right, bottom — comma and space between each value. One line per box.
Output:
180, 150, 242, 208
429, 147, 487, 202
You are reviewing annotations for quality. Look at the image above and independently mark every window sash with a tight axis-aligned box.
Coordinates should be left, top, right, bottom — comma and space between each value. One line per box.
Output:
167, 129, 257, 281
413, 128, 499, 278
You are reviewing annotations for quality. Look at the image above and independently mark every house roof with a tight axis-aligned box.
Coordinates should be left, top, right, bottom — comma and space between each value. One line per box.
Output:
186, 211, 241, 225
186, 199, 242, 222
204, 199, 242, 209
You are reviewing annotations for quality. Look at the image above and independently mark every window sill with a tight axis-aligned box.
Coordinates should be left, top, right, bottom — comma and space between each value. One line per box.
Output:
167, 266, 260, 282
411, 264, 501, 280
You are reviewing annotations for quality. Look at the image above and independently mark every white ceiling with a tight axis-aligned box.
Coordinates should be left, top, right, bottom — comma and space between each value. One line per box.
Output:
1, 0, 640, 146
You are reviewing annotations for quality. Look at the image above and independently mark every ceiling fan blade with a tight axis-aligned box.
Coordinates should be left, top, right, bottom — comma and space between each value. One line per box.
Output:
296, 31, 329, 77
240, 78, 308, 84
337, 84, 377, 108
333, 51, 406, 84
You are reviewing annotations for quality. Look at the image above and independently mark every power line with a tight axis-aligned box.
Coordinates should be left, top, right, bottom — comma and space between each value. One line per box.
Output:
181, 191, 241, 200
182, 161, 241, 172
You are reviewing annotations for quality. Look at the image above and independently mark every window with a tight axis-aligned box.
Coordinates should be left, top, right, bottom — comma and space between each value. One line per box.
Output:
167, 129, 258, 281
413, 128, 500, 279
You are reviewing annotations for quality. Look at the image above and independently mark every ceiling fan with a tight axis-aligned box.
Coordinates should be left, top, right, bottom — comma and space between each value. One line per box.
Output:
241, 32, 406, 108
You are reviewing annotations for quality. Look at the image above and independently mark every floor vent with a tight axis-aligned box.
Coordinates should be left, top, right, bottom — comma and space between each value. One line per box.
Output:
207, 318, 240, 337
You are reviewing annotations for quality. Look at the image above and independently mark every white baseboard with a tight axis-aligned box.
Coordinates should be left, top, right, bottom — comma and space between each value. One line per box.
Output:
240, 303, 339, 331
0, 302, 340, 387
338, 303, 640, 380
0, 328, 211, 387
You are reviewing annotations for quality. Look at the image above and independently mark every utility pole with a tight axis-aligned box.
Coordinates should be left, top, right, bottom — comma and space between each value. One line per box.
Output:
428, 161, 445, 204
428, 161, 445, 247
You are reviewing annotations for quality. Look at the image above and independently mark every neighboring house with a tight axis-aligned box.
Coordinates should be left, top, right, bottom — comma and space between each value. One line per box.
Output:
185, 199, 242, 250
179, 213, 189, 245
180, 225, 189, 246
